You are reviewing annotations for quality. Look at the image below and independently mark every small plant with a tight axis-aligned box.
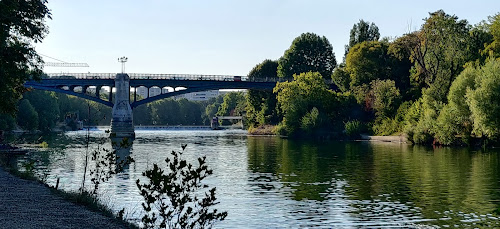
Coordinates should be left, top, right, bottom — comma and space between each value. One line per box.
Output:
136, 145, 227, 228
89, 137, 134, 195
344, 120, 363, 139
39, 141, 49, 148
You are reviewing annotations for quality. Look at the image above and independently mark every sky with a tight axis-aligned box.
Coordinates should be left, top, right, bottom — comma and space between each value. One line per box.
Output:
35, 0, 500, 76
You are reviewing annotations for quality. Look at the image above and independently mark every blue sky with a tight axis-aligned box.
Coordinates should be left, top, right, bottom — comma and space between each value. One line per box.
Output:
36, 0, 500, 75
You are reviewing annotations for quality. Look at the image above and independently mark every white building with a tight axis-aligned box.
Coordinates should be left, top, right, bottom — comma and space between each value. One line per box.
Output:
175, 90, 222, 101
134, 87, 225, 101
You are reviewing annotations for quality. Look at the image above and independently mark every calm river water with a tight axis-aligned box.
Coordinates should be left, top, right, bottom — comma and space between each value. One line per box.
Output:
11, 130, 500, 228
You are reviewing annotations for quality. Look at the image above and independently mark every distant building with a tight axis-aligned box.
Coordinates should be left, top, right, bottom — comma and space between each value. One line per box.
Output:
134, 87, 227, 101
175, 90, 222, 101
135, 87, 168, 99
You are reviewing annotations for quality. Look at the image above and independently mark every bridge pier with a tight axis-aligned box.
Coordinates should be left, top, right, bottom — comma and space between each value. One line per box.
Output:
110, 73, 135, 138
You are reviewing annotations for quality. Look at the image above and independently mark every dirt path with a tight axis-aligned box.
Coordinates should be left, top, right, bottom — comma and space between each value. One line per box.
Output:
0, 166, 129, 229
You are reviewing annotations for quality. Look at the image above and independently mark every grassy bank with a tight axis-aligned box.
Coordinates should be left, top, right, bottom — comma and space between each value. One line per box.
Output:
248, 125, 276, 135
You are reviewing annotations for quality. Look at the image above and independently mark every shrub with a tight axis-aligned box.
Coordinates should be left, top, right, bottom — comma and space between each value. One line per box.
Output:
136, 146, 227, 228
344, 120, 363, 139
466, 58, 500, 140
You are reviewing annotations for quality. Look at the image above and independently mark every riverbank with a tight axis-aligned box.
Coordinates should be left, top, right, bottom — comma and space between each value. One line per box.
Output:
0, 165, 133, 228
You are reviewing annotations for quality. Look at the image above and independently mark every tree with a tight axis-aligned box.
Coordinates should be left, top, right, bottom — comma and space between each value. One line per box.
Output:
216, 92, 246, 117
0, 0, 51, 114
16, 99, 38, 130
0, 113, 16, 131
345, 19, 380, 58
370, 79, 401, 119
277, 33, 336, 79
246, 59, 279, 126
481, 13, 500, 58
435, 64, 477, 145
203, 96, 224, 124
345, 41, 392, 87
406, 10, 472, 102
23, 90, 60, 131
330, 64, 350, 92
274, 72, 337, 136
466, 58, 500, 140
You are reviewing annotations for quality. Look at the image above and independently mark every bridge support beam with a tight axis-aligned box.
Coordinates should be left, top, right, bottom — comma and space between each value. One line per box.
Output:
110, 73, 135, 138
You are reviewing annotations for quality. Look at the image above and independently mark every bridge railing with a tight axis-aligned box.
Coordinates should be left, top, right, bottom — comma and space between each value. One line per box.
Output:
42, 73, 332, 84
44, 73, 116, 79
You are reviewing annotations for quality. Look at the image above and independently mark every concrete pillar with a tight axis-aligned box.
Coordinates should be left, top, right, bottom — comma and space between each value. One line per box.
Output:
110, 73, 135, 138
96, 86, 101, 98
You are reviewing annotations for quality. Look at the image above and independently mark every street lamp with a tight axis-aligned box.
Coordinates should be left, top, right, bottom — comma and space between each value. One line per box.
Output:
118, 56, 128, 73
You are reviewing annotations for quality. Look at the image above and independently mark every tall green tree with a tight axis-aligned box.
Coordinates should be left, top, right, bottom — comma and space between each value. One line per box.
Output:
246, 59, 279, 126
277, 33, 336, 79
407, 10, 471, 102
345, 19, 380, 58
345, 41, 392, 87
466, 58, 500, 140
481, 13, 500, 58
0, 0, 51, 114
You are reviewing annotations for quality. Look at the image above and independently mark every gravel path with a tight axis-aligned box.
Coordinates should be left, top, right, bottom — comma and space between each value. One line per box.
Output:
0, 166, 129, 229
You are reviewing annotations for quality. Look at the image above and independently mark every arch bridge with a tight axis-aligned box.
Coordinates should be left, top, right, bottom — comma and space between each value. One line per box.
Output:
24, 73, 334, 137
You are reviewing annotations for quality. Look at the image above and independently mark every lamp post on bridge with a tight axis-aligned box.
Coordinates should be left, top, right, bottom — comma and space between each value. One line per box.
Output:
111, 56, 134, 139
118, 56, 128, 73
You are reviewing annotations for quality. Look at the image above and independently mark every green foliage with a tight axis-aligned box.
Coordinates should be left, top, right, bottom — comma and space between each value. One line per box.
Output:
300, 107, 327, 135
435, 104, 461, 145
274, 72, 337, 136
247, 59, 278, 79
136, 146, 227, 228
88, 139, 134, 195
410, 10, 472, 102
370, 79, 401, 119
150, 98, 204, 126
345, 41, 391, 87
403, 91, 443, 144
466, 58, 500, 140
133, 104, 152, 125
246, 59, 279, 126
17, 99, 38, 130
23, 90, 60, 131
434, 64, 477, 145
344, 120, 363, 139
482, 13, 500, 58
331, 65, 351, 92
0, 113, 16, 130
345, 19, 380, 58
277, 32, 336, 79
216, 92, 246, 117
372, 100, 411, 136
0, 0, 51, 115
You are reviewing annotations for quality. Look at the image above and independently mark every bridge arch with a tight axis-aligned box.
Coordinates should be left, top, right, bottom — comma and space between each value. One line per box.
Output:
26, 84, 113, 107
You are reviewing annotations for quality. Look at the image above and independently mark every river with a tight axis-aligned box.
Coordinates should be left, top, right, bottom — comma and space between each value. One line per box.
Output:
9, 129, 500, 228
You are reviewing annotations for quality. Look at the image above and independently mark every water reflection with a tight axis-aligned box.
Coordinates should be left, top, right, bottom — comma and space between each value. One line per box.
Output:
247, 137, 500, 227
9, 131, 500, 227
